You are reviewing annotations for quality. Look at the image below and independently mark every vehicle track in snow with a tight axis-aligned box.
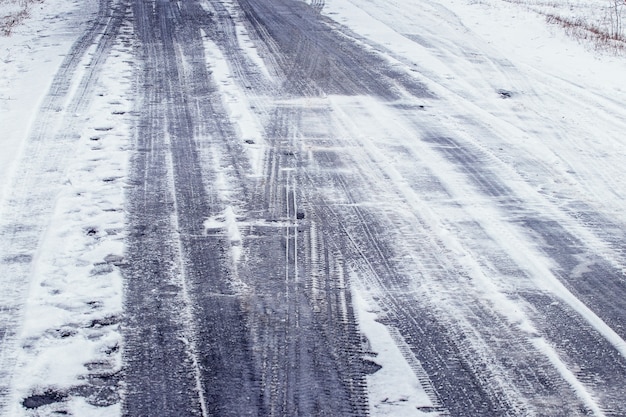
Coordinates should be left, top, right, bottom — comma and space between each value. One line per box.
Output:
220, 1, 601, 414
236, 0, 431, 99
5, 0, 624, 415
237, 105, 371, 416
119, 0, 626, 415
124, 0, 260, 414
421, 134, 626, 416
0, 0, 126, 410
124, 0, 376, 414
285, 100, 594, 416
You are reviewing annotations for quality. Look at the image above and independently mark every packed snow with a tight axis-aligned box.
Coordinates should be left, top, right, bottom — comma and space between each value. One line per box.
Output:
1, 0, 625, 415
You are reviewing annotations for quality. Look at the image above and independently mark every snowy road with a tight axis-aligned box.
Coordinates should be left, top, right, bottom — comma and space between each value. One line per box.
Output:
1, 0, 626, 415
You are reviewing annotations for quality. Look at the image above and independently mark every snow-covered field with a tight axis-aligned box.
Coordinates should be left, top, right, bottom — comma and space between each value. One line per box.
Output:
1, 0, 626, 415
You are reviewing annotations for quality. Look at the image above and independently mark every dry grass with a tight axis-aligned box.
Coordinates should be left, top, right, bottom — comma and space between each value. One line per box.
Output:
0, 0, 33, 36
499, 0, 626, 54
545, 12, 626, 53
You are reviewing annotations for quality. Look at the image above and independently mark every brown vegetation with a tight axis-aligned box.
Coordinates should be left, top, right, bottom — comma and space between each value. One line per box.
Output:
0, 0, 32, 36
544, 11, 626, 53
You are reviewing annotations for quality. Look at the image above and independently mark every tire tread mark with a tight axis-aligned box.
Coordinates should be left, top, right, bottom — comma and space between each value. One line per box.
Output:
0, 0, 125, 410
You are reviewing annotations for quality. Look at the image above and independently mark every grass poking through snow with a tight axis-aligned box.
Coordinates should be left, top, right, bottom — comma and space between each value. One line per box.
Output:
499, 0, 626, 54
545, 11, 626, 53
0, 0, 40, 36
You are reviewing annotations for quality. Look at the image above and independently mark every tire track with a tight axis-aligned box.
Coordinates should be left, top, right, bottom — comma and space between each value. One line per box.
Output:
321, 97, 626, 415
422, 135, 626, 328
287, 98, 612, 415
178, 3, 377, 409
123, 0, 261, 414
185, 0, 270, 94
122, 0, 626, 415
233, 104, 370, 416
235, 0, 431, 99
417, 134, 626, 415
0, 0, 125, 410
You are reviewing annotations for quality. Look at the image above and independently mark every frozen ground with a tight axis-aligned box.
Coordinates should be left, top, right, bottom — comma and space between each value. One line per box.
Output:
1, 0, 626, 415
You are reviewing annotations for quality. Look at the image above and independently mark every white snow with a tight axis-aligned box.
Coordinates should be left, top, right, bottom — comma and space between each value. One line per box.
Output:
204, 205, 244, 264
317, 0, 626, 412
531, 336, 606, 417
323, 0, 626, 223
352, 283, 442, 417
199, 27, 268, 177
0, 0, 93, 207
0, 0, 132, 413
1, 0, 626, 414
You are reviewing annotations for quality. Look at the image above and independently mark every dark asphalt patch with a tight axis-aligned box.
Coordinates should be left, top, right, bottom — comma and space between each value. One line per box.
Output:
22, 390, 68, 409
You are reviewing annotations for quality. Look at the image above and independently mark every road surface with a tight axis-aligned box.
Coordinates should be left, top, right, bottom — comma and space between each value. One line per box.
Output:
1, 0, 626, 415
